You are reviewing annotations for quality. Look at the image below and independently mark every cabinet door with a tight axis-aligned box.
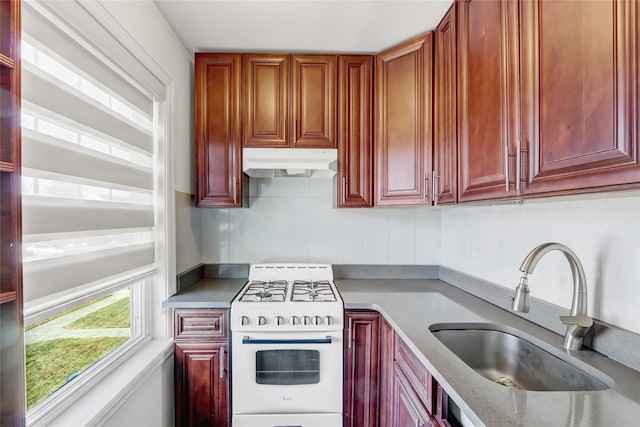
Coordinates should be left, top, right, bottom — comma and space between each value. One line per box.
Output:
338, 56, 373, 207
520, 0, 640, 196
344, 311, 380, 427
195, 53, 243, 207
391, 363, 435, 427
175, 342, 229, 427
434, 4, 458, 205
292, 55, 337, 148
457, 0, 520, 202
375, 32, 433, 206
243, 54, 289, 147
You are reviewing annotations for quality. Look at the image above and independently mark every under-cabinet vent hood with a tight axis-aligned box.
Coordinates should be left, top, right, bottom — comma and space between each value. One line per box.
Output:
242, 148, 338, 178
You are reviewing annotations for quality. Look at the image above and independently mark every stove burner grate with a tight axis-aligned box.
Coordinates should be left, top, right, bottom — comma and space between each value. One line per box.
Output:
239, 280, 288, 302
291, 280, 337, 302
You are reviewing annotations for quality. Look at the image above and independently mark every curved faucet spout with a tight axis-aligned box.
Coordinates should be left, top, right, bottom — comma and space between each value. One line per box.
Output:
512, 242, 592, 350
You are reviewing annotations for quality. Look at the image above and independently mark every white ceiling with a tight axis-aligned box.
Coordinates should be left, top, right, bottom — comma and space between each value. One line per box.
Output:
153, 0, 454, 54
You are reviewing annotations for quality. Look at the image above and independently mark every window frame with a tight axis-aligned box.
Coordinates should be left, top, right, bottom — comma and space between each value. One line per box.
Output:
21, 0, 174, 424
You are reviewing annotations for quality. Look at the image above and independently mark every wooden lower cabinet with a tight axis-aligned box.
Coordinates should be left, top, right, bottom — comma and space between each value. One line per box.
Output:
174, 310, 229, 427
344, 311, 381, 427
391, 363, 437, 427
346, 311, 450, 427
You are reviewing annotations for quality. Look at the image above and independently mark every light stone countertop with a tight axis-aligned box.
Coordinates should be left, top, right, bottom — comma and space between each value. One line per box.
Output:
164, 277, 640, 426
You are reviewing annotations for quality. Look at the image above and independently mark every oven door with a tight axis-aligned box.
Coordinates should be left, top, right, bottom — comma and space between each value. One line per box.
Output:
231, 330, 343, 415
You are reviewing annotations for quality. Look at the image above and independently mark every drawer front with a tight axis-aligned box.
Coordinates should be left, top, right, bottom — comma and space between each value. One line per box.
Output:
174, 309, 228, 340
395, 335, 432, 410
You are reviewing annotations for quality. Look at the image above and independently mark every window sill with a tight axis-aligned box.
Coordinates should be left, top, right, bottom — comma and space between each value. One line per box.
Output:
31, 339, 173, 427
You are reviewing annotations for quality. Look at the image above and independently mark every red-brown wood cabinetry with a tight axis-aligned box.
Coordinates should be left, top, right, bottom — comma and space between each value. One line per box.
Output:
243, 54, 290, 148
391, 364, 436, 427
520, 0, 639, 196
243, 54, 337, 149
344, 310, 380, 427
174, 309, 229, 427
338, 56, 373, 207
292, 55, 337, 148
457, 0, 520, 202
375, 32, 434, 206
195, 53, 245, 207
0, 0, 25, 423
433, 4, 458, 205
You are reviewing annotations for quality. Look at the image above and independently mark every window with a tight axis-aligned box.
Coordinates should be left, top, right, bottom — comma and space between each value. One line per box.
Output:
21, 0, 167, 419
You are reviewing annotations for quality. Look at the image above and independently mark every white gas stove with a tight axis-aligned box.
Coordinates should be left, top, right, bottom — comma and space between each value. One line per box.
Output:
231, 264, 344, 427
231, 263, 343, 332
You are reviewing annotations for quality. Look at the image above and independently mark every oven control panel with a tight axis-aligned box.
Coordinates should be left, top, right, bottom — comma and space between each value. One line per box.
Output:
230, 308, 344, 332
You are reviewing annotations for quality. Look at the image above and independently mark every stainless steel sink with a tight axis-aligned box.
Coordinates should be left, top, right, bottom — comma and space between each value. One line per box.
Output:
429, 323, 613, 392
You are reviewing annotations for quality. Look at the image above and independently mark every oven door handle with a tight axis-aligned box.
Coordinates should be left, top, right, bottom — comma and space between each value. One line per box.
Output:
242, 336, 332, 345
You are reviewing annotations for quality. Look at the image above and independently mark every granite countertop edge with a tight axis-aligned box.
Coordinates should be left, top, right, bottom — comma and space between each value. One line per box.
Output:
163, 277, 640, 427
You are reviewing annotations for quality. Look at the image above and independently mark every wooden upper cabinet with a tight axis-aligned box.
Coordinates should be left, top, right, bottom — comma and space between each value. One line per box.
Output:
195, 53, 244, 207
338, 56, 373, 207
242, 54, 337, 148
434, 3, 458, 205
520, 0, 640, 196
292, 55, 337, 148
243, 55, 289, 147
457, 0, 520, 202
375, 32, 434, 206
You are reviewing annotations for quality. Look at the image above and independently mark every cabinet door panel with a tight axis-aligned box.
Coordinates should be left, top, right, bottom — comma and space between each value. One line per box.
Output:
175, 342, 229, 427
521, 0, 639, 195
375, 33, 433, 206
458, 0, 519, 202
243, 54, 289, 147
292, 55, 336, 148
344, 311, 380, 427
434, 4, 458, 205
379, 318, 395, 427
338, 56, 373, 207
391, 363, 434, 427
195, 53, 243, 207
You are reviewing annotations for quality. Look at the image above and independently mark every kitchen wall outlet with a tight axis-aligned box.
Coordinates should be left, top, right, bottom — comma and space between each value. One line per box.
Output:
465, 236, 478, 258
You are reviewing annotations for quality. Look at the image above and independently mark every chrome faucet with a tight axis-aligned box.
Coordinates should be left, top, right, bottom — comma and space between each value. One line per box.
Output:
511, 242, 593, 350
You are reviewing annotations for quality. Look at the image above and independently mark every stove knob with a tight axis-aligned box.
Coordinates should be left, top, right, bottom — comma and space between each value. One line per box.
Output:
303, 316, 312, 325
275, 316, 285, 326
257, 316, 266, 326
312, 316, 323, 325
239, 316, 249, 326
290, 316, 300, 325
324, 316, 332, 326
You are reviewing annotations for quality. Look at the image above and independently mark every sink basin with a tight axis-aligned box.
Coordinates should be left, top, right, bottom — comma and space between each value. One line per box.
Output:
429, 323, 613, 391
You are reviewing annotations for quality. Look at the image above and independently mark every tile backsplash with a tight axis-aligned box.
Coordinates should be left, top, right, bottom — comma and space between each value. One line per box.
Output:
200, 178, 442, 265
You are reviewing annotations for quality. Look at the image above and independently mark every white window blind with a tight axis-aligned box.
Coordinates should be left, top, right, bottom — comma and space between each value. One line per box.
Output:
21, 1, 158, 324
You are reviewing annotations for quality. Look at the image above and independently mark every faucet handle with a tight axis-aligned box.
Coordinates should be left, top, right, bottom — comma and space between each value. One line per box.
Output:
560, 314, 593, 328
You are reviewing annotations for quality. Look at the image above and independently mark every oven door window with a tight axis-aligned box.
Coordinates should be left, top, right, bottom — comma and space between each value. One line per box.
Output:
255, 350, 320, 385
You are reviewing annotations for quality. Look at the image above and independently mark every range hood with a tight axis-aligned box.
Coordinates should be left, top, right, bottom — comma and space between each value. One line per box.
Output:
242, 148, 338, 178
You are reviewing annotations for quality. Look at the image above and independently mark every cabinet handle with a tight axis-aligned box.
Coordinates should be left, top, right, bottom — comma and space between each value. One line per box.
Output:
219, 346, 225, 378
342, 177, 347, 202
505, 141, 511, 192
432, 171, 439, 205
516, 140, 521, 192
424, 173, 429, 202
